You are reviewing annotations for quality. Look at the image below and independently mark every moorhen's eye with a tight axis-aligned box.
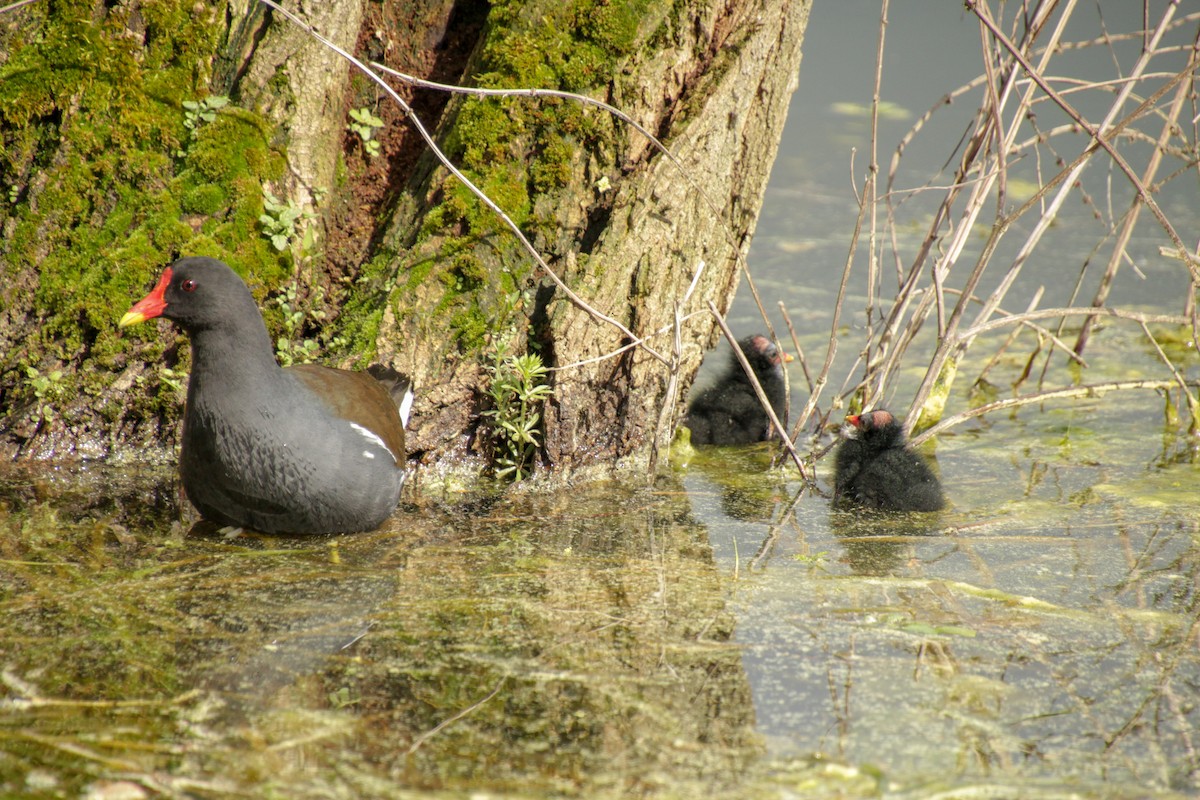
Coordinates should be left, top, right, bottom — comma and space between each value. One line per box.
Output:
181, 279, 197, 292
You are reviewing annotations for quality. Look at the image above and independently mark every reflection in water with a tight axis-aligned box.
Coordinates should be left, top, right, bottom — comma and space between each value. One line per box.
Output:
685, 444, 793, 523
327, 478, 761, 793
684, 430, 1200, 796
3, 444, 1199, 797
0, 469, 764, 797
827, 507, 945, 576
183, 523, 399, 706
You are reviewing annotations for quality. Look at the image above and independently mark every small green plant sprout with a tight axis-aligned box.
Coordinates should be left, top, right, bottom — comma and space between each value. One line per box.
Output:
272, 281, 323, 366
182, 95, 229, 133
25, 366, 65, 423
259, 188, 305, 251
328, 686, 359, 709
347, 106, 384, 157
484, 350, 553, 481
159, 367, 185, 393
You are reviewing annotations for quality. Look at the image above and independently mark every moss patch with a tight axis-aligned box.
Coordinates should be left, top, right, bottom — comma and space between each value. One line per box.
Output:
352, 0, 662, 361
0, 1, 294, 446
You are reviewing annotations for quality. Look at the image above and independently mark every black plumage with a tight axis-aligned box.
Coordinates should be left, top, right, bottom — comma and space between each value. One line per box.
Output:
120, 257, 411, 534
685, 334, 789, 445
833, 409, 944, 512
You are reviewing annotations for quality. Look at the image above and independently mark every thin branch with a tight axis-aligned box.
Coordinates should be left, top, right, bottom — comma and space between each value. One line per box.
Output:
1074, 52, 1195, 354
549, 311, 706, 371
1137, 320, 1200, 421
778, 301, 815, 395
257, 0, 667, 364
959, 304, 1192, 340
908, 24, 1199, 430
407, 677, 507, 754
0, 0, 37, 13
967, 0, 1200, 284
788, 155, 867, 443
909, 379, 1200, 447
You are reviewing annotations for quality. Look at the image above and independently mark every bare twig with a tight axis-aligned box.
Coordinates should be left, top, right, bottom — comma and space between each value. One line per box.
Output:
778, 301, 815, 395
1137, 320, 1200, 422
967, 0, 1200, 284
862, 0, 889, 381
788, 156, 867, 443
652, 259, 708, 471
959, 303, 1191, 340
407, 677, 507, 755
1074, 56, 1196, 354
0, 0, 37, 13
910, 379, 1200, 447
907, 10, 1199, 432
257, 0, 667, 365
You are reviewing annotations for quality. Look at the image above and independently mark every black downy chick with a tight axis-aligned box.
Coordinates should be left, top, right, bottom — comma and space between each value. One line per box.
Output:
686, 334, 790, 445
833, 409, 944, 512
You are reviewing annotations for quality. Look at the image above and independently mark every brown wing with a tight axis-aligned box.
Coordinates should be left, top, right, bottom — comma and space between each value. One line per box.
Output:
288, 363, 406, 466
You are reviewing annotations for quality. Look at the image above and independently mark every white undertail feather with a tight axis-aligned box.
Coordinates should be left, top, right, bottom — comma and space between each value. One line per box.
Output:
398, 384, 414, 429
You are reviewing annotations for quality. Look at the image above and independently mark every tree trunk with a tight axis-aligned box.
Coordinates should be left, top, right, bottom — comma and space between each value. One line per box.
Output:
364, 0, 809, 470
543, 0, 808, 469
0, 0, 808, 474
219, 0, 365, 221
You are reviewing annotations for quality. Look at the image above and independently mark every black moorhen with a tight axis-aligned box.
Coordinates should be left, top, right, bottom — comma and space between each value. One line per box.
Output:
685, 334, 791, 445
833, 409, 944, 512
120, 256, 412, 535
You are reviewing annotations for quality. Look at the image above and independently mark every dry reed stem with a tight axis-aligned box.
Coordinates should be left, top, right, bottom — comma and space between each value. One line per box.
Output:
909, 378, 1200, 448
407, 677, 508, 755
902, 2, 1071, 430
900, 1, 1200, 438
969, 0, 1200, 283
1138, 320, 1200, 422
861, 0, 889, 393
1074, 61, 1196, 354
787, 147, 867, 444
778, 301, 815, 395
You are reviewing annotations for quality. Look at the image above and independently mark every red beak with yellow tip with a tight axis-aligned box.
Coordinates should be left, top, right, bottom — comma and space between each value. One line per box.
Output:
119, 267, 173, 328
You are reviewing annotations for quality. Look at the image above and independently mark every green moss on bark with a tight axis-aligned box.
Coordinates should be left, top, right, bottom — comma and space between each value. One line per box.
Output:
0, 0, 293, 449
340, 0, 663, 362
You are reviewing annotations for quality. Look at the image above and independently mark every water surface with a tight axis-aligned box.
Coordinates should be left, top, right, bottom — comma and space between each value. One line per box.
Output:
4, 3, 1200, 798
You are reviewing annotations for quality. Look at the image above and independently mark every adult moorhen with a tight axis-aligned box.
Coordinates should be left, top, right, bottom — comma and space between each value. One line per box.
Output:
120, 256, 412, 534
685, 334, 791, 445
833, 409, 944, 512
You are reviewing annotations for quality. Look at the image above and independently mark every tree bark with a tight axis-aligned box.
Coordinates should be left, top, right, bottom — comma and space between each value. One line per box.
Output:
366, 0, 809, 470
219, 0, 366, 220
543, 0, 808, 469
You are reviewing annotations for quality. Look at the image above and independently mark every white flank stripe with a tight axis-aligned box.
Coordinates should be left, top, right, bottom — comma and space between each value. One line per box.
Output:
350, 422, 396, 463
